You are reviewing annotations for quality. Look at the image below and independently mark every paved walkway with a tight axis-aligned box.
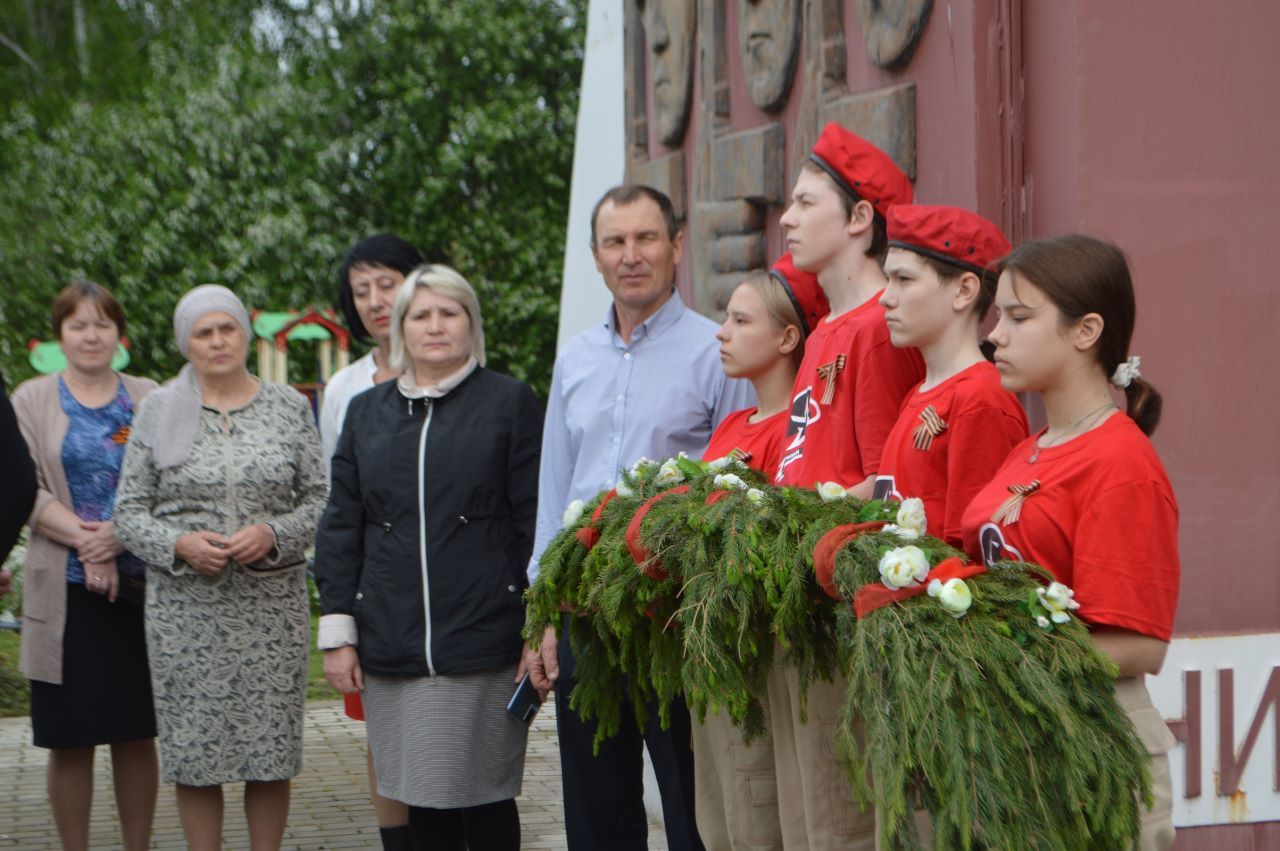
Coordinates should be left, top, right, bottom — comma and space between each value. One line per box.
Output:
0, 701, 668, 849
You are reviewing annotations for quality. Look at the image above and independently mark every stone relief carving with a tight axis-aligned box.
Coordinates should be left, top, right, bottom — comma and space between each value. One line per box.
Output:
853, 0, 933, 69
625, 0, 926, 320
639, 0, 697, 146
737, 0, 802, 112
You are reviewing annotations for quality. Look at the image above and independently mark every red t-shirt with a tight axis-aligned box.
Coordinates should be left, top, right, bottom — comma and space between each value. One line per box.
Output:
874, 362, 1029, 548
959, 413, 1180, 641
775, 292, 924, 487
704, 408, 788, 476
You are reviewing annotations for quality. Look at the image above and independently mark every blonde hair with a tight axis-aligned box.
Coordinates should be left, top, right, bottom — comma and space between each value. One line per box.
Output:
389, 264, 487, 371
741, 270, 806, 368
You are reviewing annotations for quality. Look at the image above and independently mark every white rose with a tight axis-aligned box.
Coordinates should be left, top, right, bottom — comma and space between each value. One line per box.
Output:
895, 498, 927, 539
1037, 582, 1080, 624
629, 457, 653, 478
746, 488, 765, 506
818, 482, 848, 502
927, 577, 972, 618
562, 499, 586, 527
615, 479, 636, 498
878, 545, 930, 590
1036, 615, 1051, 629
707, 456, 732, 472
653, 460, 685, 486
712, 473, 747, 491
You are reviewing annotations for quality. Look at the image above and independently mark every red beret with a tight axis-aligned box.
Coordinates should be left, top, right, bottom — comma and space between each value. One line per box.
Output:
809, 123, 913, 218
886, 205, 1011, 275
769, 252, 830, 337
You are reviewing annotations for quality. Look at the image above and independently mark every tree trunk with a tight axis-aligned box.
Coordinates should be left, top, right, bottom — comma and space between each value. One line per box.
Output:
73, 0, 88, 80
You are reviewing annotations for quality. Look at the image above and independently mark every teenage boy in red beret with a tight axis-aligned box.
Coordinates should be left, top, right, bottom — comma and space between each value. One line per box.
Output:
769, 124, 923, 851
775, 124, 924, 496
875, 205, 1029, 548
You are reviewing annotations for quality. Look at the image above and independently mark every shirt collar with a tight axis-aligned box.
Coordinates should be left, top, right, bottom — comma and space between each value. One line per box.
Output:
602, 289, 684, 343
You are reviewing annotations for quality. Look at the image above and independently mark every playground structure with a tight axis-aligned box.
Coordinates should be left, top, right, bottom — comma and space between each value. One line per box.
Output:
251, 308, 351, 385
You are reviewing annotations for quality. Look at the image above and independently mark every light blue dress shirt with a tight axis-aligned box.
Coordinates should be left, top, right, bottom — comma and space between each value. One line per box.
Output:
528, 291, 756, 581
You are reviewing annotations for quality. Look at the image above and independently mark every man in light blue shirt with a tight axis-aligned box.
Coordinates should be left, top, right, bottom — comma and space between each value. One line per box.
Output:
525, 185, 753, 849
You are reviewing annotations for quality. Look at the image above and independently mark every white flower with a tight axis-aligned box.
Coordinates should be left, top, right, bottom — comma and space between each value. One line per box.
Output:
628, 457, 653, 478
707, 456, 732, 472
712, 473, 747, 491
878, 545, 931, 590
927, 577, 972, 618
1037, 582, 1080, 624
894, 498, 927, 540
1036, 615, 1051, 629
818, 482, 848, 502
746, 488, 765, 506
615, 479, 636, 498
562, 499, 586, 527
1111, 355, 1141, 389
653, 460, 685, 486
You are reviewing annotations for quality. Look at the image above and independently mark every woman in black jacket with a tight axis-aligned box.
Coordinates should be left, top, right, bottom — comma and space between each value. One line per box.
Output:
314, 264, 542, 851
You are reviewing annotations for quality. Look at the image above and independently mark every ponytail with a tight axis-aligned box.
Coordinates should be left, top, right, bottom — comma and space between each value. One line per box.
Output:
1123, 377, 1163, 436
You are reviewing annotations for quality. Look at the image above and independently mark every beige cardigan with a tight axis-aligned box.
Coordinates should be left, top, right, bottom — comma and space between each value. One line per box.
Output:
11, 372, 158, 684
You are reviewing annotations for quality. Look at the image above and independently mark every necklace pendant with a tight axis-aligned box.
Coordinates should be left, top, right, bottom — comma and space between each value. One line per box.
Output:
1028, 447, 1040, 464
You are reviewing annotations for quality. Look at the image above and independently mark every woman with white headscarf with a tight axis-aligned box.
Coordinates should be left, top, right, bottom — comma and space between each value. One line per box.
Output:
115, 285, 327, 851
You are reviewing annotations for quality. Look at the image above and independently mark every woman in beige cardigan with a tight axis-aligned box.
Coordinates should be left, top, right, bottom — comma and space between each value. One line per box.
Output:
12, 281, 159, 851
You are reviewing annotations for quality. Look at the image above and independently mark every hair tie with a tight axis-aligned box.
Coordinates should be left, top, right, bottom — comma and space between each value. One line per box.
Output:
1111, 355, 1141, 388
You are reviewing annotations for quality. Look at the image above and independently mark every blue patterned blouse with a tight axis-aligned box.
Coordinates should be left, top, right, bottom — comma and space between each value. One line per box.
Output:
59, 377, 146, 582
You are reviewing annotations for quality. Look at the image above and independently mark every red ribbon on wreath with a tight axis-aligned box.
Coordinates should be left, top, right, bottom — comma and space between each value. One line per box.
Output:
626, 485, 691, 580
812, 521, 888, 599
575, 489, 619, 550
704, 490, 731, 505
852, 556, 987, 618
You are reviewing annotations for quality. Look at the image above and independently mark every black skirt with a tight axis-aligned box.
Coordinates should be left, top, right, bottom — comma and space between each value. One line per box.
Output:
30, 581, 157, 749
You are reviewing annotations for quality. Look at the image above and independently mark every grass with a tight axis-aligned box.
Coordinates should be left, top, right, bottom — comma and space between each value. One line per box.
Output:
0, 629, 29, 718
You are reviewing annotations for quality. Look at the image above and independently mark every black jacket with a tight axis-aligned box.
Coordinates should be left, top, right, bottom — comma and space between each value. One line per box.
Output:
314, 367, 542, 677
0, 377, 36, 564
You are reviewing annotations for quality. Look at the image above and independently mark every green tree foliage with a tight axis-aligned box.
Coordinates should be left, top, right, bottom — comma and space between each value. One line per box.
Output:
0, 0, 584, 394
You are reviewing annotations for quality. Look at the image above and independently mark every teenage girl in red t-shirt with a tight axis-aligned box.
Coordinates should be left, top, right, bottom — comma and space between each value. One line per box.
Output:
960, 234, 1179, 850
694, 256, 827, 850
875, 205, 1028, 548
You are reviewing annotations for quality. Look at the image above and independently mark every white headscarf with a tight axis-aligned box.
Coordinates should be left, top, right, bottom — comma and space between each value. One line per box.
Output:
137, 285, 253, 468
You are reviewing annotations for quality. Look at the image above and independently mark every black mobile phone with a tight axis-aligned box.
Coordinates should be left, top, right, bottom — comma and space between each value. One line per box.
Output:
506, 672, 542, 725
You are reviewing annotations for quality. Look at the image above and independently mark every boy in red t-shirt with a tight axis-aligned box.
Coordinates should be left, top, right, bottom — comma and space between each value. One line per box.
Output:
874, 205, 1028, 548
769, 124, 923, 849
774, 124, 924, 495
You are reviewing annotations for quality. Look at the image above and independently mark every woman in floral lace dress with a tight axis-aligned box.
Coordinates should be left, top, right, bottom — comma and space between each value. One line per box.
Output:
115, 285, 327, 851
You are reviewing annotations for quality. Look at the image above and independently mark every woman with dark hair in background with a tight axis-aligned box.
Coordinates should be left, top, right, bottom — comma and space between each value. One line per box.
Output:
961, 235, 1179, 850
315, 265, 542, 851
115, 284, 327, 851
11, 281, 159, 851
319, 234, 425, 461
318, 233, 424, 848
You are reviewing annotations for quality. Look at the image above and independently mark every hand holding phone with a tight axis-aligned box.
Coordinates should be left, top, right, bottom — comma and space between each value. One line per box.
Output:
507, 672, 542, 725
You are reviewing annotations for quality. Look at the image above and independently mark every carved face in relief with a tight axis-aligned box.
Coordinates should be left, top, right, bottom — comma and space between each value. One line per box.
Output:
737, 0, 801, 111
640, 0, 696, 146
854, 0, 933, 68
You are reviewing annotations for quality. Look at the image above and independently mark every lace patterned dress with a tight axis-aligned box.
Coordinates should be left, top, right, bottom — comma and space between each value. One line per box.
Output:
115, 381, 326, 785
